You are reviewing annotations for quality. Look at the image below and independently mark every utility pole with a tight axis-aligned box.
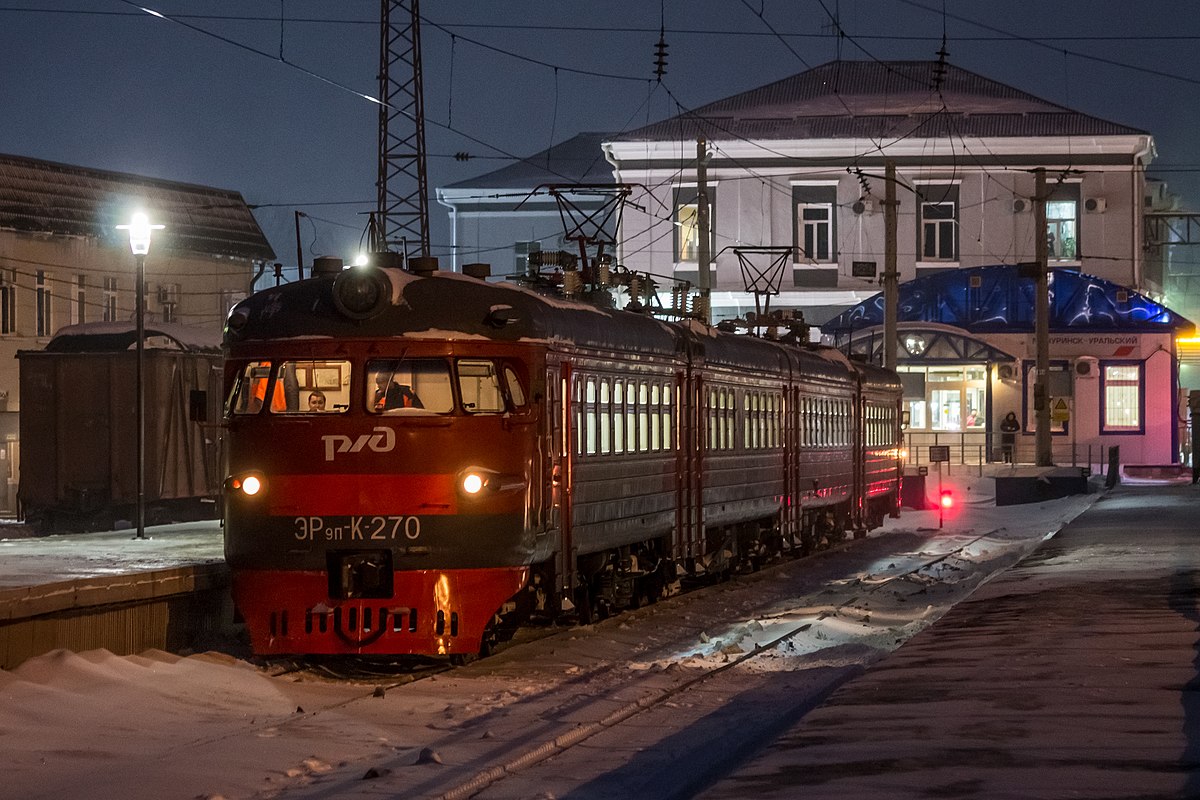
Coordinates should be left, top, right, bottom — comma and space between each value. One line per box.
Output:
883, 160, 899, 372
1034, 168, 1053, 466
697, 138, 711, 324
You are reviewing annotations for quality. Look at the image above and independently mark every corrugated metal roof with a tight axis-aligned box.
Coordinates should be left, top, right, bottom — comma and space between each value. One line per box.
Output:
613, 61, 1146, 142
0, 153, 276, 261
443, 132, 615, 190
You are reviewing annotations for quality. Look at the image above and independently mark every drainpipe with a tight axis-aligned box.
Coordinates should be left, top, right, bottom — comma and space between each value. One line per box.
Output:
1132, 136, 1156, 291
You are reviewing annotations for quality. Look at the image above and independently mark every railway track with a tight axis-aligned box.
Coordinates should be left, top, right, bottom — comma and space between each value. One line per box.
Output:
237, 526, 1016, 800
422, 528, 1005, 800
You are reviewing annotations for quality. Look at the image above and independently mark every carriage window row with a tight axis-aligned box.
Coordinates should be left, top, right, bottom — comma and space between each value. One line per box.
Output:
576, 376, 674, 456
573, 380, 895, 455
800, 395, 852, 449
864, 402, 898, 447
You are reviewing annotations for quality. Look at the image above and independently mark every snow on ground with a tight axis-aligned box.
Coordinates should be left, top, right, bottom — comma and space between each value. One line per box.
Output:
0, 469, 1102, 800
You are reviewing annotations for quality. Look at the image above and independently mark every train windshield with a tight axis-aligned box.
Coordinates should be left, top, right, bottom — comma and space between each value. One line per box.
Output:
228, 360, 278, 415
364, 358, 527, 415
367, 359, 453, 414
229, 360, 352, 415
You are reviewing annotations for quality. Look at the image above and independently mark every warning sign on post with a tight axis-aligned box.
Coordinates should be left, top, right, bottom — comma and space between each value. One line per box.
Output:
1051, 397, 1071, 422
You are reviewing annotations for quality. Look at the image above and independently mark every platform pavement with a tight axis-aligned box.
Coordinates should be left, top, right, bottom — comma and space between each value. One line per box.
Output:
699, 479, 1200, 800
0, 520, 226, 668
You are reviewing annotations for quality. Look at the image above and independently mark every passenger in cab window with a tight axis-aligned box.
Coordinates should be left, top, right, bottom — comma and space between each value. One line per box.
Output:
307, 390, 326, 412
373, 372, 423, 411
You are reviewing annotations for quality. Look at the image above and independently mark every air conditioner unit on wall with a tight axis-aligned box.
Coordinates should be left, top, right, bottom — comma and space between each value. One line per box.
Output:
852, 198, 874, 215
1074, 356, 1099, 378
1085, 197, 1107, 213
998, 363, 1019, 382
1011, 198, 1028, 213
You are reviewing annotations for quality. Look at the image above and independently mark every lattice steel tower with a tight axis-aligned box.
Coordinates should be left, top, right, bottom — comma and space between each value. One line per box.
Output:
374, 0, 430, 261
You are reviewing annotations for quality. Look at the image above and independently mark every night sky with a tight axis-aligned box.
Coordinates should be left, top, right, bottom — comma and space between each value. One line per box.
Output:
3, 1, 1198, 272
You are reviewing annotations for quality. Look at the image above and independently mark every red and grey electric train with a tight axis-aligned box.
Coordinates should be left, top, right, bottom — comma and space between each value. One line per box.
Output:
221, 265, 904, 661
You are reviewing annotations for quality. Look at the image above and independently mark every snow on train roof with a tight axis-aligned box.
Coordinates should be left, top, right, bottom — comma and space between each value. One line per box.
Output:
227, 270, 879, 382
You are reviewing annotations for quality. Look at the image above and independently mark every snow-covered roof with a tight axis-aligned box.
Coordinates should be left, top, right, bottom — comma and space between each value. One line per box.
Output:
610, 61, 1146, 144
40, 321, 223, 353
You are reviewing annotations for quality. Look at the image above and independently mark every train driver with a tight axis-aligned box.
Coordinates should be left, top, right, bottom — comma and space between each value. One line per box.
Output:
307, 390, 327, 412
373, 372, 423, 411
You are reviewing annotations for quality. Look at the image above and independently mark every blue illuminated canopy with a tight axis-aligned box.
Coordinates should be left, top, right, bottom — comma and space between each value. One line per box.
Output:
821, 265, 1193, 335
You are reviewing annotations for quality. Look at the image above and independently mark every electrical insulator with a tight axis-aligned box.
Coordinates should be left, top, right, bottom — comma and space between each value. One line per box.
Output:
629, 275, 643, 300
654, 32, 669, 81
563, 269, 582, 296
596, 256, 611, 287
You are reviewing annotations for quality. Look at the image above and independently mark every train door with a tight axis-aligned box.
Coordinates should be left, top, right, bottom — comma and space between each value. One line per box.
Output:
684, 369, 705, 566
852, 376, 866, 532
552, 362, 576, 605
782, 374, 798, 551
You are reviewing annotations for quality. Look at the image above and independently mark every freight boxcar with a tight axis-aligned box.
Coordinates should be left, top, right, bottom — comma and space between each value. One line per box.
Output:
17, 322, 225, 531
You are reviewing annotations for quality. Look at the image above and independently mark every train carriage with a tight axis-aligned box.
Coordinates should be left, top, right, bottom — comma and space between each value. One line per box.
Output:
222, 264, 903, 660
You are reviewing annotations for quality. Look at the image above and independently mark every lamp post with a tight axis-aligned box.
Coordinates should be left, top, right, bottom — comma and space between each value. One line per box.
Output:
116, 212, 163, 540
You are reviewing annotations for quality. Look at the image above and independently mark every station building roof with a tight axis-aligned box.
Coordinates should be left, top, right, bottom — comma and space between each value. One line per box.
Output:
0, 153, 275, 261
820, 264, 1194, 336
442, 132, 615, 191
610, 61, 1146, 144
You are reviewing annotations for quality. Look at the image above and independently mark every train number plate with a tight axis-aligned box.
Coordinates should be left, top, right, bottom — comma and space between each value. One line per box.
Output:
293, 515, 421, 542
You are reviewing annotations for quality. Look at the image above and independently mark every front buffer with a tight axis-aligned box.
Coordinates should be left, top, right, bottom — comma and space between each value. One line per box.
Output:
233, 566, 529, 658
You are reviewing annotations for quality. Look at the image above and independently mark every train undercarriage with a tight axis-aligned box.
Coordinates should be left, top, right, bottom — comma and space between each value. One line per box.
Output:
497, 494, 897, 647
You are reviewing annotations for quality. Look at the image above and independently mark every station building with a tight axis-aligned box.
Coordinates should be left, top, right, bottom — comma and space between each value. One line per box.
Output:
0, 153, 275, 514
597, 59, 1195, 467
820, 265, 1193, 467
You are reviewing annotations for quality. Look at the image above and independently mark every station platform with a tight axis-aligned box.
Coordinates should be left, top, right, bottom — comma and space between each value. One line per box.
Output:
701, 479, 1200, 800
0, 521, 227, 669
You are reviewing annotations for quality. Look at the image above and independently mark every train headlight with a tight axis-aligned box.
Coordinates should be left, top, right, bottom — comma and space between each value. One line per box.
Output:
458, 466, 524, 497
461, 472, 486, 495
332, 267, 392, 320
228, 473, 267, 498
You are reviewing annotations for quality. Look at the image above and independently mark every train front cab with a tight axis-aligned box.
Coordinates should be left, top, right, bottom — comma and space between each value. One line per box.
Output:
222, 344, 541, 661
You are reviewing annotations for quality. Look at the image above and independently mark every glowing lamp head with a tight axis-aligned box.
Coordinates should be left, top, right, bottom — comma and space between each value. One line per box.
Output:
462, 472, 485, 495
117, 211, 164, 256
940, 490, 954, 509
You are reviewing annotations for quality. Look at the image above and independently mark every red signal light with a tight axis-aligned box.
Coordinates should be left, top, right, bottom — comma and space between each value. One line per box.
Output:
940, 490, 954, 509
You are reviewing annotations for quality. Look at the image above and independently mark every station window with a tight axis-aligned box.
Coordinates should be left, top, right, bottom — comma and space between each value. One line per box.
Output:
1101, 362, 1143, 433
898, 365, 986, 432
674, 186, 717, 263
0, 270, 15, 334
1047, 184, 1080, 262
917, 184, 959, 262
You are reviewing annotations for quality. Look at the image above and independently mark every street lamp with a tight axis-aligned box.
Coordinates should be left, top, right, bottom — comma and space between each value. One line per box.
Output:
116, 211, 164, 540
